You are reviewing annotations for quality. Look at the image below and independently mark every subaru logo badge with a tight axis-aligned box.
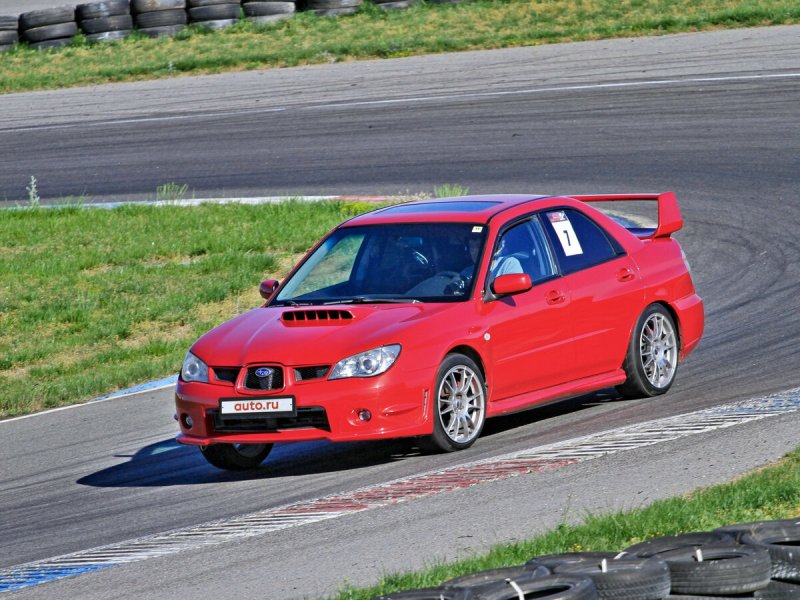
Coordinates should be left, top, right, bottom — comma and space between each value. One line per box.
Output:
255, 367, 273, 378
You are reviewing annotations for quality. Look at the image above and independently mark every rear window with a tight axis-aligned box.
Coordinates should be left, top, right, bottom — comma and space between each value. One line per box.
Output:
542, 209, 622, 274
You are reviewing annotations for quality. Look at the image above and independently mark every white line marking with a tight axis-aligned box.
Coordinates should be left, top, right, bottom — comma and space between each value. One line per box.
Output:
3, 72, 799, 134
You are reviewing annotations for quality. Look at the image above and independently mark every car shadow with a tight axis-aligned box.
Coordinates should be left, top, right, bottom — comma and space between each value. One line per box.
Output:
78, 389, 622, 488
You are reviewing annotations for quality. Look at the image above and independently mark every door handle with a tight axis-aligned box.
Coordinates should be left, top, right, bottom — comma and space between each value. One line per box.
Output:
545, 290, 566, 305
617, 267, 635, 282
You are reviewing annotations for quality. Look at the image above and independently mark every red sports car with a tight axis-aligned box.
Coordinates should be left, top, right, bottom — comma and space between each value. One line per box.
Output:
175, 193, 703, 470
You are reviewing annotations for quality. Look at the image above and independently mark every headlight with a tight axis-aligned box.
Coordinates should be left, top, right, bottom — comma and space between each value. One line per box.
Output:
329, 344, 401, 380
181, 351, 209, 383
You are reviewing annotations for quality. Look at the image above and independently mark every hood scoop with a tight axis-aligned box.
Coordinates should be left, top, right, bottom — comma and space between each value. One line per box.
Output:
281, 309, 354, 324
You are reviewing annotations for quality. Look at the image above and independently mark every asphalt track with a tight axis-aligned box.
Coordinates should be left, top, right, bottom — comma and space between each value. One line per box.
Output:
1, 25, 800, 599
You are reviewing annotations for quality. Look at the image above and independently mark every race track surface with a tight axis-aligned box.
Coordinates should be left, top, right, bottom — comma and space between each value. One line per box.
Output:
1, 26, 799, 599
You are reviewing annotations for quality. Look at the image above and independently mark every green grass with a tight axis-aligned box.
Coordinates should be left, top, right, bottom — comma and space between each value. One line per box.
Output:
1, 0, 799, 94
331, 448, 800, 599
0, 200, 381, 418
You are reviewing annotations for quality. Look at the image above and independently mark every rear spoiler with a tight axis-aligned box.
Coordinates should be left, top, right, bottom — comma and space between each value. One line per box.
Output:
571, 192, 683, 238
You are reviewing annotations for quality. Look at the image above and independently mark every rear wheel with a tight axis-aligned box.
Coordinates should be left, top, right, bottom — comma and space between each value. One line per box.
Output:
420, 354, 486, 452
617, 304, 679, 399
200, 443, 272, 470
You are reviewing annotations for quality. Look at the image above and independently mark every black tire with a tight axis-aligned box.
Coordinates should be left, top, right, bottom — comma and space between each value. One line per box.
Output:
188, 0, 240, 6
76, 0, 130, 20
0, 15, 19, 30
19, 7, 76, 30
616, 303, 679, 399
200, 443, 272, 470
0, 43, 15, 52
138, 23, 186, 35
22, 22, 79, 43
376, 1, 411, 9
80, 14, 133, 33
193, 18, 238, 28
247, 14, 294, 23
444, 565, 551, 591
242, 1, 296, 15
659, 544, 772, 595
528, 553, 670, 600
373, 587, 473, 600
755, 580, 800, 599
716, 520, 800, 542
86, 29, 132, 41
624, 532, 735, 558
136, 9, 188, 27
30, 37, 73, 49
473, 575, 598, 600
308, 7, 359, 15
741, 528, 800, 581
131, 0, 187, 13
189, 4, 240, 20
0, 30, 18, 44
306, 0, 361, 7
418, 353, 486, 453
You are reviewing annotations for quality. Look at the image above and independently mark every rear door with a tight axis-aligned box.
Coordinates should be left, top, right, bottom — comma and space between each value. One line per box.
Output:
541, 208, 645, 380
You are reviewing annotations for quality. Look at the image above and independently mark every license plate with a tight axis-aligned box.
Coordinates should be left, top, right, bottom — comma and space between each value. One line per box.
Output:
220, 397, 295, 417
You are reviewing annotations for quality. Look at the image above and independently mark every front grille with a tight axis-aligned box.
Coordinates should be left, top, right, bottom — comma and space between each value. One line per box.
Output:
213, 367, 239, 384
244, 366, 284, 391
294, 365, 330, 381
211, 407, 330, 433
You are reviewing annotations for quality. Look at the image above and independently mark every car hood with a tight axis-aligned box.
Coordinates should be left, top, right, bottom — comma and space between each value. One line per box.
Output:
191, 303, 451, 367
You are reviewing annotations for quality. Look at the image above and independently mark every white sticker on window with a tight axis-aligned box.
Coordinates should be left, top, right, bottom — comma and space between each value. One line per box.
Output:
472, 226, 483, 233
548, 212, 583, 256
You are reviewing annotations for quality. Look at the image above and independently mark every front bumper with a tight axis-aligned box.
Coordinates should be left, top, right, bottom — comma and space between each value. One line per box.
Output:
175, 361, 434, 446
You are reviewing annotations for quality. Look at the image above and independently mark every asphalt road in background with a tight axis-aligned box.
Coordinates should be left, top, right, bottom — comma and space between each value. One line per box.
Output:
1, 26, 800, 599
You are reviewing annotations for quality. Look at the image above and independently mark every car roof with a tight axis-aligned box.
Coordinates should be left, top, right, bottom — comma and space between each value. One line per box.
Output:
345, 195, 552, 226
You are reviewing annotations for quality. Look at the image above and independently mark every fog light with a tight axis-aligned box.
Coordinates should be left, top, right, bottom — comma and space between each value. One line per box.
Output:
181, 414, 194, 429
357, 409, 372, 422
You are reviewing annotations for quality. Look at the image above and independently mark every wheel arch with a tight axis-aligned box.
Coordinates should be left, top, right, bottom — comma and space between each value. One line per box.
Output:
444, 344, 488, 387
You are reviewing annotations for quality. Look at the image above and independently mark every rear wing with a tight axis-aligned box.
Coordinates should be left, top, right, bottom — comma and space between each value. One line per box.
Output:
571, 192, 683, 238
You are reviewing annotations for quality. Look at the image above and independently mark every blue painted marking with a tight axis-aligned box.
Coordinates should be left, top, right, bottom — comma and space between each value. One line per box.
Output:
0, 564, 112, 593
96, 375, 177, 402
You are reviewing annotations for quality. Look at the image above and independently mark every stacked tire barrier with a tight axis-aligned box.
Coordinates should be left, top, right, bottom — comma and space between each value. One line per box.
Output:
0, 15, 18, 51
77, 1, 133, 42
187, 0, 240, 30
19, 6, 78, 49
131, 0, 187, 37
375, 519, 800, 600
242, 1, 296, 25
4, 0, 475, 51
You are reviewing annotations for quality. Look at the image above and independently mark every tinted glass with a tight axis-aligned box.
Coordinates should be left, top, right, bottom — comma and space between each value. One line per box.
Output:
379, 201, 500, 214
274, 223, 487, 304
489, 217, 556, 283
541, 209, 619, 274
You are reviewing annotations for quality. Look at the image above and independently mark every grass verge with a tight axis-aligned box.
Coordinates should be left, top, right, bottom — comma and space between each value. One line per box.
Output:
0, 200, 381, 418
331, 447, 800, 599
1, 0, 800, 94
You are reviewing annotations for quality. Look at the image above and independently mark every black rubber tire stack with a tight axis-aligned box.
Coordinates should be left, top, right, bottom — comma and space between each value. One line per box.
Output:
131, 0, 188, 37
187, 0, 241, 30
242, 1, 296, 25
19, 6, 78, 50
304, 0, 362, 17
77, 1, 133, 43
0, 15, 19, 52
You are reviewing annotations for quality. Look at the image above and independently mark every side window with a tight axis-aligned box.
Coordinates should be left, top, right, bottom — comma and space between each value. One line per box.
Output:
542, 209, 620, 274
490, 218, 556, 283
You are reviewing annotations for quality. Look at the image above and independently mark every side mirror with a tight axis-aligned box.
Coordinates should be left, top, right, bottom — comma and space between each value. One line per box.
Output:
491, 273, 532, 296
259, 279, 280, 300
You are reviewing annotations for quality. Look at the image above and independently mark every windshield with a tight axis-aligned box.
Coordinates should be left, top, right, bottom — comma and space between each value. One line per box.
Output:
273, 223, 486, 305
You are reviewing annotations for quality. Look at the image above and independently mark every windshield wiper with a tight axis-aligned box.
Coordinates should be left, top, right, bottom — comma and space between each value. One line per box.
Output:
324, 296, 420, 305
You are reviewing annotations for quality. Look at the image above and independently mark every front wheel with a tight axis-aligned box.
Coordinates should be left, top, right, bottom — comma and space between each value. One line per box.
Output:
200, 443, 273, 470
617, 304, 679, 399
420, 354, 487, 453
